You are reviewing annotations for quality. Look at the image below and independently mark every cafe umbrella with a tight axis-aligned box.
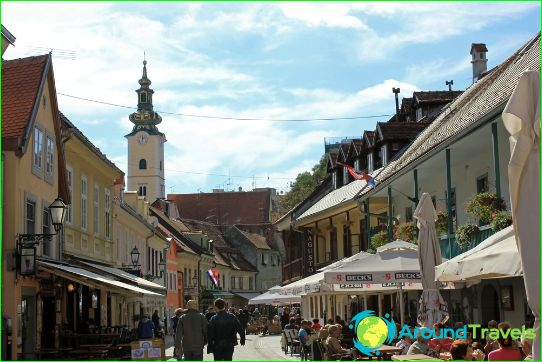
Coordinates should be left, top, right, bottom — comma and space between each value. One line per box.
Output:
414, 192, 449, 328
323, 240, 422, 325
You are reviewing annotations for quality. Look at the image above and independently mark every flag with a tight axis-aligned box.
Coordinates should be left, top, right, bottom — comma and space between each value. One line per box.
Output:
336, 162, 376, 187
207, 267, 220, 287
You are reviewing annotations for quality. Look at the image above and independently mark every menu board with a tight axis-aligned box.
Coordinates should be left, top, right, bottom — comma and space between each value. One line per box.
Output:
131, 339, 165, 360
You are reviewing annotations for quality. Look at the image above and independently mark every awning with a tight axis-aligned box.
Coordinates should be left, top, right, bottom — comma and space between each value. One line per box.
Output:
79, 261, 166, 291
38, 261, 162, 296
234, 292, 261, 300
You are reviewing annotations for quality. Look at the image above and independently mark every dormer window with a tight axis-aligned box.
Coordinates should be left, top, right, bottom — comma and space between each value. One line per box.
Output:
140, 91, 147, 103
416, 108, 423, 122
342, 167, 348, 185
381, 145, 388, 166
354, 160, 360, 172
332, 172, 338, 189
367, 153, 374, 173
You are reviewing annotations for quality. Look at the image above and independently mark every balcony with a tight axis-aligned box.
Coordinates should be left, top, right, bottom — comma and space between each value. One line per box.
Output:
439, 225, 494, 259
283, 258, 303, 283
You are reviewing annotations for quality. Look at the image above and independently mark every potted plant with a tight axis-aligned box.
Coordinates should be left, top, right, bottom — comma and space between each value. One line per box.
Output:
455, 224, 479, 247
396, 222, 418, 243
370, 230, 389, 250
435, 211, 448, 235
491, 211, 512, 232
465, 192, 507, 224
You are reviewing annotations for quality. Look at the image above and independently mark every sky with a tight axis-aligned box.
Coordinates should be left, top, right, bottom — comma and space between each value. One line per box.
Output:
2, 2, 540, 195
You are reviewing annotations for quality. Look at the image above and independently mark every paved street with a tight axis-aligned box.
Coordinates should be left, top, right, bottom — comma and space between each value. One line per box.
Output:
165, 334, 300, 361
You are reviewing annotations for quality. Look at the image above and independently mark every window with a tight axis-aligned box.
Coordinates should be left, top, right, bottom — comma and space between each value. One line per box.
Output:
33, 127, 44, 171
93, 184, 100, 235
261, 253, 267, 266
147, 246, 151, 272
43, 207, 51, 256
367, 153, 374, 173
231, 276, 236, 289
330, 229, 338, 260
239, 277, 244, 290
66, 167, 73, 224
354, 160, 360, 172
249, 277, 253, 290
416, 108, 423, 121
104, 189, 111, 239
45, 136, 54, 179
25, 199, 36, 234
138, 185, 147, 197
81, 176, 88, 230
139, 159, 147, 170
477, 173, 489, 193
381, 145, 388, 166
332, 172, 337, 189
140, 92, 147, 103
342, 167, 348, 185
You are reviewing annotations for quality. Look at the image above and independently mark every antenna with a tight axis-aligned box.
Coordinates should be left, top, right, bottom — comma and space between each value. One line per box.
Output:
392, 87, 401, 117
445, 80, 454, 91
25, 46, 76, 60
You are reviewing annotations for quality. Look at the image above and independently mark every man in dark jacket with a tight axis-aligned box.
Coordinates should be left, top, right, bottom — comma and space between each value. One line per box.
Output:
238, 308, 250, 335
175, 300, 208, 361
207, 298, 245, 361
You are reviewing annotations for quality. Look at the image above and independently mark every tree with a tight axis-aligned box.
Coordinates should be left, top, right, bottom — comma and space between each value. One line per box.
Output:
276, 154, 328, 217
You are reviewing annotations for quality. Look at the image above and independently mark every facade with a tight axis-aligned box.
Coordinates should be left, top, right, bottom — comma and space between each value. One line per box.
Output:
2, 54, 70, 359
283, 35, 539, 327
168, 188, 274, 225
126, 60, 166, 204
224, 226, 281, 292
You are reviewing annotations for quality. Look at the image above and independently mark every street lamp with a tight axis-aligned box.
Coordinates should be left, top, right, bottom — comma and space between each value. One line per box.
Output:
16, 197, 67, 276
158, 258, 166, 276
130, 246, 140, 267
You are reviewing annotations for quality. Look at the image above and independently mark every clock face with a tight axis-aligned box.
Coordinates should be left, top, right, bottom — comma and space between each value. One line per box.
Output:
137, 134, 148, 145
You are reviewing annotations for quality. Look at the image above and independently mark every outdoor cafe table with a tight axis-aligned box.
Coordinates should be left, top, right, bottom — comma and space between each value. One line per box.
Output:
376, 345, 404, 360
391, 354, 439, 360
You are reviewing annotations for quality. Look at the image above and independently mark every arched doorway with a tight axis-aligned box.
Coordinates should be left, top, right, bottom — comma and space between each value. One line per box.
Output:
481, 285, 500, 323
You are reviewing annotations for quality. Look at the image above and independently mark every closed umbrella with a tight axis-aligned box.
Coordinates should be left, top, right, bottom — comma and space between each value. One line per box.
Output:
415, 193, 448, 327
502, 70, 540, 360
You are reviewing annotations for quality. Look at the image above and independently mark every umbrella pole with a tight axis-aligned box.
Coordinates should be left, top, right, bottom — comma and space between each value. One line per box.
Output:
399, 284, 405, 326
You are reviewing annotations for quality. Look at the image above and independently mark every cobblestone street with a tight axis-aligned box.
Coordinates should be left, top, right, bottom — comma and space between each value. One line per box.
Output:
165, 334, 301, 361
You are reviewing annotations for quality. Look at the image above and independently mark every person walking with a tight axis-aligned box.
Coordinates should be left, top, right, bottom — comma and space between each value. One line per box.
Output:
238, 308, 250, 335
175, 300, 208, 361
205, 307, 216, 322
170, 308, 183, 339
207, 298, 245, 361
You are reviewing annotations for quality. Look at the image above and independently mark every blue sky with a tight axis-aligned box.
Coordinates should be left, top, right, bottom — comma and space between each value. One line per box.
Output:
2, 2, 540, 194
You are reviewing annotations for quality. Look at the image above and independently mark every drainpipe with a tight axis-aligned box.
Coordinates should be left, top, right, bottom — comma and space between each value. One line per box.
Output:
446, 149, 453, 259
387, 187, 393, 242
491, 123, 501, 198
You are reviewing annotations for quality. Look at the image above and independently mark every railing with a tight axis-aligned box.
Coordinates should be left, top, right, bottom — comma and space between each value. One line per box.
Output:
439, 225, 494, 259
283, 258, 303, 282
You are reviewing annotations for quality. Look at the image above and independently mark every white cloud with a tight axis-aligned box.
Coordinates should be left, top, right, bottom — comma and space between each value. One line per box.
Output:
279, 3, 369, 29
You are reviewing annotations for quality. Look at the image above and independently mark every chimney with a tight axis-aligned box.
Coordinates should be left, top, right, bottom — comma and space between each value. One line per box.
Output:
392, 87, 400, 119
470, 43, 488, 83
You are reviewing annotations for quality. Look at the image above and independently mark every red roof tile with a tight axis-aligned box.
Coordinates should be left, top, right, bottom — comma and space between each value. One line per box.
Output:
168, 191, 272, 225
2, 55, 48, 147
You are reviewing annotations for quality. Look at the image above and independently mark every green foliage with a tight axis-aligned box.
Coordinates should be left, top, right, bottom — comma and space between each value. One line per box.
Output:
276, 154, 328, 216
395, 222, 418, 243
435, 211, 448, 235
370, 231, 389, 250
491, 211, 512, 232
455, 224, 479, 247
465, 192, 507, 224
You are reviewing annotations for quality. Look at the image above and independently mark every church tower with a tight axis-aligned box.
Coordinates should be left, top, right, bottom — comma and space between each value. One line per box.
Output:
126, 59, 166, 202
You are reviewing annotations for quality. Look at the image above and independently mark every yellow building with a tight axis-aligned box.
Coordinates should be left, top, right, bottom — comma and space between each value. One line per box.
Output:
2, 54, 70, 359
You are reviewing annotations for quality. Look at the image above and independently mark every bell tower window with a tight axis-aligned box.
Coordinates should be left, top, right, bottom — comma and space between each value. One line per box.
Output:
140, 92, 147, 103
139, 159, 147, 170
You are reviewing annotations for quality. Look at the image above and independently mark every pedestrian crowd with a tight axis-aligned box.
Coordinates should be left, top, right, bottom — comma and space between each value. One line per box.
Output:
170, 299, 245, 361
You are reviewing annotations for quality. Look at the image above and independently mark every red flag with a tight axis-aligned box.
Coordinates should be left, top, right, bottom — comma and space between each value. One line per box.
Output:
336, 162, 376, 187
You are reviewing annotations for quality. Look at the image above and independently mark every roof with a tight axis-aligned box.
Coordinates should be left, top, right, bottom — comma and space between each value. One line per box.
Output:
327, 152, 338, 169
413, 91, 463, 104
471, 43, 488, 54
366, 34, 539, 196
363, 130, 375, 147
155, 223, 198, 256
350, 139, 364, 156
376, 122, 430, 141
61, 112, 124, 175
2, 55, 48, 147
234, 227, 272, 250
1, 25, 16, 45
168, 190, 272, 225
215, 248, 258, 272
181, 218, 229, 246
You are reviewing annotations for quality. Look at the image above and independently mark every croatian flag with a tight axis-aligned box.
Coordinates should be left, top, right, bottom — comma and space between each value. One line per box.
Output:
207, 267, 220, 287
337, 162, 376, 187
